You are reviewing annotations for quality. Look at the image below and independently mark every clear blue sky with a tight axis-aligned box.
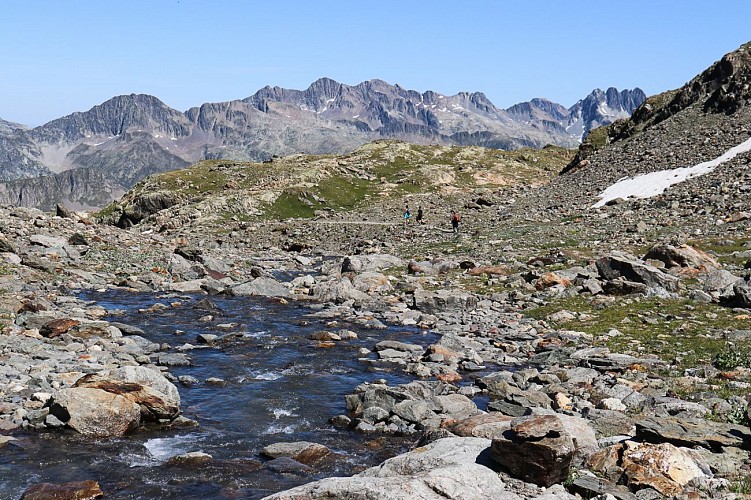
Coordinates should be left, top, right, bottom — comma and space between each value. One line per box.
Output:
2, 0, 750, 127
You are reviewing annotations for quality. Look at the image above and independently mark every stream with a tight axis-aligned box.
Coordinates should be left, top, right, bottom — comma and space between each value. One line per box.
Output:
0, 290, 440, 499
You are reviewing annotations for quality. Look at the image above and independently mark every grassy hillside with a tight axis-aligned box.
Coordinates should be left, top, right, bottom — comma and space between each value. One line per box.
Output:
99, 140, 574, 225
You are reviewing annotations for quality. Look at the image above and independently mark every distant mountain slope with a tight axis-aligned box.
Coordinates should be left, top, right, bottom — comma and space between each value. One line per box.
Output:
0, 167, 124, 211
505, 88, 646, 142
0, 79, 643, 209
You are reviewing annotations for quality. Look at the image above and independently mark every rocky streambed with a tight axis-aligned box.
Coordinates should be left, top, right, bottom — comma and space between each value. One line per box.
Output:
1, 205, 751, 499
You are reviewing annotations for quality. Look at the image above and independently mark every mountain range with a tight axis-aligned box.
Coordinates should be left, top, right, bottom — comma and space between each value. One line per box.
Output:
0, 81, 644, 210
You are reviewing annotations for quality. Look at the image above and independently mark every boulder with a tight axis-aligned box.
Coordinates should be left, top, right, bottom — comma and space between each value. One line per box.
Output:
535, 272, 571, 290
310, 277, 371, 304
490, 415, 575, 486
702, 269, 741, 299
352, 271, 392, 293
643, 243, 720, 273
230, 277, 290, 298
596, 251, 680, 295
490, 414, 597, 487
166, 451, 213, 467
68, 232, 90, 246
21, 480, 103, 500
408, 259, 457, 275
169, 279, 207, 293
39, 318, 80, 338
413, 290, 478, 314
48, 387, 141, 437
261, 441, 331, 465
342, 254, 403, 273
117, 191, 179, 227
568, 475, 637, 500
723, 280, 751, 308
0, 236, 18, 254
29, 234, 67, 248
263, 437, 520, 500
308, 331, 341, 341
621, 441, 711, 496
74, 376, 179, 421
450, 412, 514, 439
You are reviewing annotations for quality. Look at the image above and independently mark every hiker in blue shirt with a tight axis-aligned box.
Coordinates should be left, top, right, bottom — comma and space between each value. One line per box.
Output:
403, 205, 411, 223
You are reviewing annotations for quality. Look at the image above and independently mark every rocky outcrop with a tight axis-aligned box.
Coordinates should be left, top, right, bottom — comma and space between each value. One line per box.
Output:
262, 437, 535, 500
113, 190, 182, 227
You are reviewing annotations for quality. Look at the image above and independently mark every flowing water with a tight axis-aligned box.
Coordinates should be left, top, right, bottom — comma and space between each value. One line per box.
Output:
0, 290, 441, 499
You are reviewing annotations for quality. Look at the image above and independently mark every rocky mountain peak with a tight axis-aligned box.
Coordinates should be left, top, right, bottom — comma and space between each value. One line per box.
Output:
0, 117, 27, 135
565, 87, 646, 141
305, 77, 343, 100
30, 93, 191, 143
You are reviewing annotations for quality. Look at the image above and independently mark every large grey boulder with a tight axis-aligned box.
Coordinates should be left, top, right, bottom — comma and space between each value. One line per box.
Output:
48, 387, 141, 437
262, 437, 522, 500
722, 280, 751, 308
230, 277, 291, 298
73, 376, 180, 422
113, 366, 180, 405
702, 269, 741, 300
341, 254, 403, 274
351, 271, 392, 293
643, 243, 720, 272
596, 251, 680, 296
310, 277, 371, 304
413, 290, 478, 314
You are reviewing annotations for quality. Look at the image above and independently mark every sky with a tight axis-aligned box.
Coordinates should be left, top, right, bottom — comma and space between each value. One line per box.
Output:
1, 0, 750, 127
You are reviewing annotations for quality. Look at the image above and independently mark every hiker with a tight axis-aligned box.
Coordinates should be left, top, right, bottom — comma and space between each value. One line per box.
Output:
450, 210, 460, 233
416, 206, 424, 224
403, 205, 411, 223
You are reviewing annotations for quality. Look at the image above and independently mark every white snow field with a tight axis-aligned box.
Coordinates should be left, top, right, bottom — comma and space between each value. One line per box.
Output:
593, 136, 751, 208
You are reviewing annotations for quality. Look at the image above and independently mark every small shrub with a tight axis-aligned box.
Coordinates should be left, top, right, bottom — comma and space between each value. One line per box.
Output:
726, 404, 748, 425
713, 347, 749, 370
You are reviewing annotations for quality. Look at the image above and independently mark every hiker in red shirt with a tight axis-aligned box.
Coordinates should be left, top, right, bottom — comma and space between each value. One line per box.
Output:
450, 210, 460, 233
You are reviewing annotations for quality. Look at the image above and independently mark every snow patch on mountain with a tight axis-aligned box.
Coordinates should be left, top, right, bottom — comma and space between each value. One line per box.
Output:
593, 136, 751, 207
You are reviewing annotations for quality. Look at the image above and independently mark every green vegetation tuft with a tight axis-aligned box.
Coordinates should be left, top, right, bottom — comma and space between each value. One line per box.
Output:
584, 126, 609, 148
730, 477, 751, 495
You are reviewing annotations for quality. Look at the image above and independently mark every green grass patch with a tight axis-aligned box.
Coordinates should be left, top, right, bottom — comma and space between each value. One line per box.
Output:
730, 477, 751, 494
583, 126, 609, 148
525, 295, 751, 369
